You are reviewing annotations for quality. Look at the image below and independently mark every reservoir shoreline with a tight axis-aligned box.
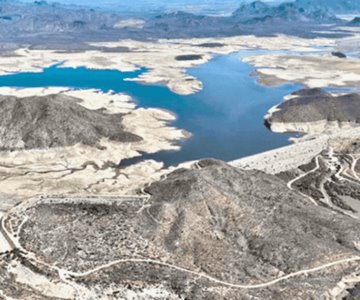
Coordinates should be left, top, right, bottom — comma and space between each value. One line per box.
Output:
0, 50, 300, 167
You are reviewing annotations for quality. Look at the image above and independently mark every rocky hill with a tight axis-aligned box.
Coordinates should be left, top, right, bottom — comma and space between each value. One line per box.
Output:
144, 11, 226, 35
296, 0, 360, 14
0, 94, 141, 151
7, 159, 360, 299
232, 1, 339, 24
349, 17, 360, 26
0, 0, 121, 35
265, 88, 360, 132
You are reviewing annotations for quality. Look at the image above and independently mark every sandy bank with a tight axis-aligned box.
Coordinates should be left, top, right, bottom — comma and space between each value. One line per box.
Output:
230, 137, 328, 174
0, 35, 334, 95
231, 126, 360, 174
0, 88, 186, 199
269, 120, 359, 135
245, 54, 360, 88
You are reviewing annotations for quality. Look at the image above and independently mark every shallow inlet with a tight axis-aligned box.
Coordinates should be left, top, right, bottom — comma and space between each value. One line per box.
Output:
0, 51, 301, 166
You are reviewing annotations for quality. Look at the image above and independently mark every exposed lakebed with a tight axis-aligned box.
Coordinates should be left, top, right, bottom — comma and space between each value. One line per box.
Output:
0, 51, 301, 166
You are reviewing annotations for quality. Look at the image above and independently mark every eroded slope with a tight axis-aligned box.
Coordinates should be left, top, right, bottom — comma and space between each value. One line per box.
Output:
2, 160, 360, 299
268, 89, 360, 124
266, 89, 360, 134
0, 94, 141, 151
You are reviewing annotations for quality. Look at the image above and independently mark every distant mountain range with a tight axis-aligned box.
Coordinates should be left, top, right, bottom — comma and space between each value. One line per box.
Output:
231, 1, 339, 24
145, 0, 342, 35
16, 1, 286, 16
0, 0, 121, 39
349, 17, 360, 26
0, 0, 356, 45
295, 0, 360, 14
149, 0, 360, 27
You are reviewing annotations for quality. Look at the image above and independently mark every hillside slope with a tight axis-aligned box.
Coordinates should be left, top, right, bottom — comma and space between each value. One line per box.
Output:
0, 94, 141, 150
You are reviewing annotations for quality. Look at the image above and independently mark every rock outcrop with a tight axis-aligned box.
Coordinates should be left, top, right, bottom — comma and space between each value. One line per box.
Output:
265, 88, 360, 134
9, 159, 360, 299
0, 94, 141, 150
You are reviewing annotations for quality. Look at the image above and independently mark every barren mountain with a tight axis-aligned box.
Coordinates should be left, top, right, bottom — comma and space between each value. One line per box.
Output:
4, 159, 360, 299
266, 88, 360, 127
0, 94, 141, 150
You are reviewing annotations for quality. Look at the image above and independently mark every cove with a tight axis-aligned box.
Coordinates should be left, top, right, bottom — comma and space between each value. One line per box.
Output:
0, 51, 301, 166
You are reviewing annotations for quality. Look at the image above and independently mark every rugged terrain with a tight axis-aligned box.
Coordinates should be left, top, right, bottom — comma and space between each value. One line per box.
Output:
0, 0, 352, 49
349, 17, 360, 26
296, 0, 360, 14
0, 94, 141, 150
277, 139, 360, 213
0, 1, 359, 299
1, 159, 360, 299
266, 88, 360, 134
231, 0, 339, 24
0, 88, 186, 199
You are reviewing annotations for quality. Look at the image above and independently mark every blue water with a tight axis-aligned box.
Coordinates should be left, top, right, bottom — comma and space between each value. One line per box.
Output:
0, 52, 301, 166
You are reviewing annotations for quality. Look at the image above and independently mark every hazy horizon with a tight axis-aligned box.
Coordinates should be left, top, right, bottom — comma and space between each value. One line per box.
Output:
17, 0, 288, 15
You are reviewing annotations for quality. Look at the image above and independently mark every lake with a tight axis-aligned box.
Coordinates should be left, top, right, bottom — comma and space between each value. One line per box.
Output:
0, 51, 301, 166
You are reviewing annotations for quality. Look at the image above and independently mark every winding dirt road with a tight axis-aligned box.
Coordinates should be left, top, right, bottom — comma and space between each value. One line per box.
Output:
287, 155, 320, 206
